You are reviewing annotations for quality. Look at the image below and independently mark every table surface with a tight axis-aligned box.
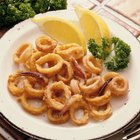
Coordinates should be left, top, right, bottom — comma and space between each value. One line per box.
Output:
0, 0, 140, 140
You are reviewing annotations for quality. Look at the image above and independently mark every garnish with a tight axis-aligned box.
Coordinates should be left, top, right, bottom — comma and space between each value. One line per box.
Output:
105, 37, 131, 71
88, 37, 111, 60
88, 37, 131, 71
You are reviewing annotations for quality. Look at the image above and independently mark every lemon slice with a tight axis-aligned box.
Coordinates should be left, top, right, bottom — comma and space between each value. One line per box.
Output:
75, 6, 111, 45
32, 16, 86, 53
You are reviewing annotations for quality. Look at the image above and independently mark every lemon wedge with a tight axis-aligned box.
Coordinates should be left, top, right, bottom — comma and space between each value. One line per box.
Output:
75, 6, 111, 45
32, 16, 86, 53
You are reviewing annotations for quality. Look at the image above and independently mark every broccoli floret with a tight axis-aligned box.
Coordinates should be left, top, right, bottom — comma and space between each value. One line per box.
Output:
88, 38, 111, 60
18, 3, 35, 21
31, 0, 50, 13
49, 0, 67, 10
105, 37, 131, 71
31, 0, 67, 13
5, 4, 21, 25
0, 4, 7, 27
0, 0, 35, 27
0, 0, 67, 27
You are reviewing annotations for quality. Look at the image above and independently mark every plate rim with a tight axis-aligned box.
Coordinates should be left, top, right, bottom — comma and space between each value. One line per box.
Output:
0, 111, 140, 140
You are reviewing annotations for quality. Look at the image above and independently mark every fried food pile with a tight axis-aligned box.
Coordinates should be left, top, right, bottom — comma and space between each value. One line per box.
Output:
8, 35, 129, 125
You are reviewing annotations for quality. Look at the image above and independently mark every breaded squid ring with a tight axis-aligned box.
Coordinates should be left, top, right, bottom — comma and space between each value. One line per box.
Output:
79, 76, 103, 94
18, 93, 47, 115
30, 51, 45, 71
44, 81, 71, 110
85, 89, 111, 106
24, 77, 47, 99
8, 71, 24, 96
70, 101, 89, 125
70, 79, 81, 95
36, 36, 57, 53
57, 61, 73, 83
47, 108, 69, 124
108, 75, 129, 96
54, 43, 84, 60
85, 70, 92, 79
90, 103, 112, 121
24, 49, 37, 70
83, 55, 103, 75
102, 72, 119, 82
13, 43, 33, 63
60, 94, 83, 115
36, 53, 63, 76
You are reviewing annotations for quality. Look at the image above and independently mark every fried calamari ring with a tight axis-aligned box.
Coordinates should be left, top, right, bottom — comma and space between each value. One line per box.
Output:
8, 71, 24, 96
108, 75, 129, 96
24, 78, 45, 99
36, 36, 57, 53
70, 79, 81, 95
44, 81, 71, 110
83, 55, 103, 75
54, 43, 84, 60
79, 76, 103, 94
102, 72, 119, 82
18, 93, 47, 115
29, 51, 45, 71
20, 72, 48, 98
70, 101, 89, 125
36, 53, 63, 76
90, 103, 112, 121
24, 49, 37, 70
47, 109, 69, 124
13, 43, 33, 63
85, 89, 111, 106
57, 61, 73, 83
25, 59, 31, 70
60, 94, 83, 115
85, 70, 92, 79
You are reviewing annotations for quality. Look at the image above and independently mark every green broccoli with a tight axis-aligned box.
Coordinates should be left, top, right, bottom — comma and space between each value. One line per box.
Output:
88, 37, 111, 60
105, 37, 131, 71
0, 4, 6, 27
31, 0, 50, 13
49, 0, 67, 10
0, 0, 67, 27
0, 0, 35, 27
31, 0, 67, 13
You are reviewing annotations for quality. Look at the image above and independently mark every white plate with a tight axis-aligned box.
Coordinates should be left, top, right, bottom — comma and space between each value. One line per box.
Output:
0, 9, 140, 140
